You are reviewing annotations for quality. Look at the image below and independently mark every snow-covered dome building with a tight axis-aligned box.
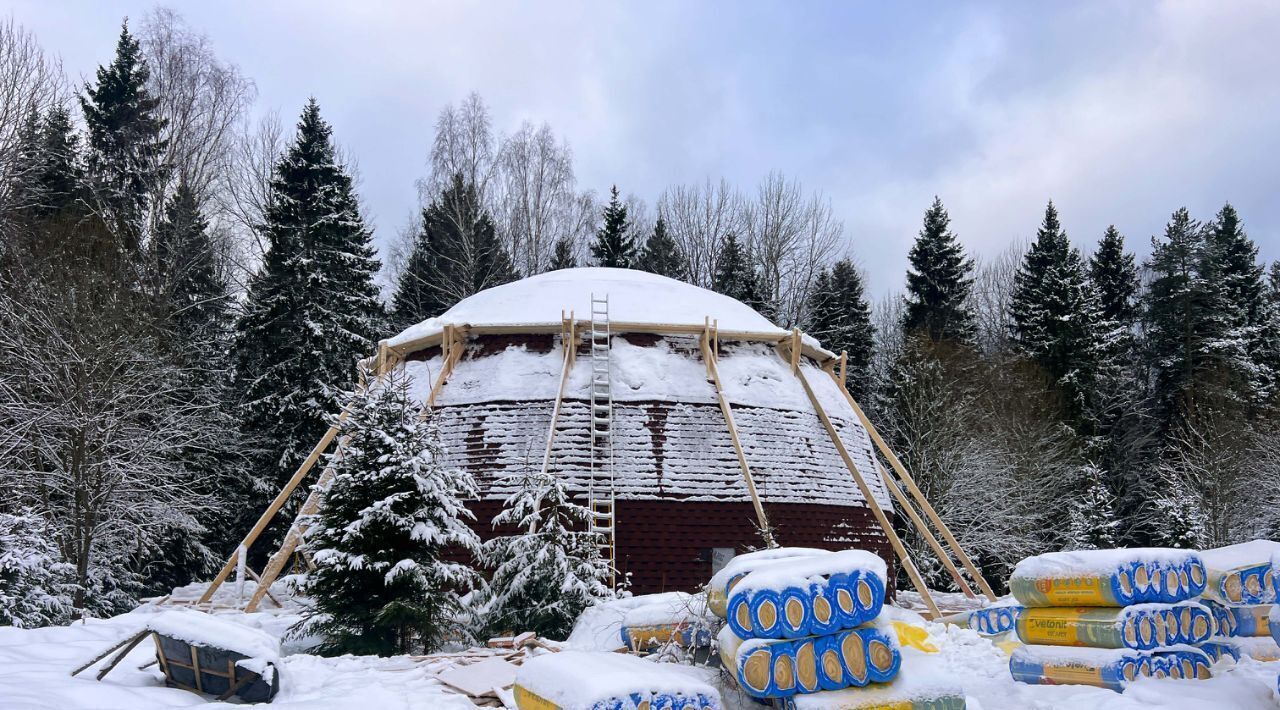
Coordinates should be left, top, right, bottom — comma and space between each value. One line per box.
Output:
381, 268, 895, 594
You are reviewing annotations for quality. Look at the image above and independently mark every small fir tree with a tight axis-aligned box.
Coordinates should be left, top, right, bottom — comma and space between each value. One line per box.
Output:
1089, 226, 1139, 329
1206, 203, 1272, 406
589, 186, 637, 268
299, 372, 481, 656
713, 233, 774, 320
0, 509, 77, 628
549, 235, 577, 271
79, 21, 167, 250
478, 468, 613, 639
1147, 471, 1208, 550
635, 217, 686, 280
806, 259, 874, 402
1063, 466, 1120, 551
902, 197, 975, 343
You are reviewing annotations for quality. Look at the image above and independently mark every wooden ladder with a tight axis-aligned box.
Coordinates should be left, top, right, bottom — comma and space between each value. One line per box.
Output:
587, 293, 616, 587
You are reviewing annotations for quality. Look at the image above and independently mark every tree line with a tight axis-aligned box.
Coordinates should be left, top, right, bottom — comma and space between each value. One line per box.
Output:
1, 10, 1277, 627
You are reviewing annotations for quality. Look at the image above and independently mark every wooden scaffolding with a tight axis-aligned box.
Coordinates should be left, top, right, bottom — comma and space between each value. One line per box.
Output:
192, 315, 994, 617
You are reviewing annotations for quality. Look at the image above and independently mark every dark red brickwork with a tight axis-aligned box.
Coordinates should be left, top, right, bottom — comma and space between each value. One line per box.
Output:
466, 498, 896, 596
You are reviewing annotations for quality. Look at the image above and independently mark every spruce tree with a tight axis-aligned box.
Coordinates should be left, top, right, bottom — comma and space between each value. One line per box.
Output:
299, 373, 481, 655
713, 233, 774, 320
589, 185, 637, 268
1089, 226, 1139, 329
235, 100, 385, 519
635, 217, 686, 280
80, 21, 167, 250
901, 197, 975, 343
478, 467, 613, 639
0, 509, 77, 628
549, 236, 576, 271
1009, 201, 1105, 424
1206, 203, 1272, 405
1144, 208, 1234, 421
152, 181, 228, 341
806, 259, 874, 402
11, 106, 82, 222
392, 173, 516, 329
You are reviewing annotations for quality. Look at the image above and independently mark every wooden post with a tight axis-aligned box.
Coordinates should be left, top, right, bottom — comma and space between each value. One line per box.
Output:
823, 372, 997, 601
530, 313, 577, 534
95, 630, 152, 681
789, 328, 802, 373
701, 322, 775, 547
838, 350, 848, 389
878, 464, 975, 599
787, 356, 940, 617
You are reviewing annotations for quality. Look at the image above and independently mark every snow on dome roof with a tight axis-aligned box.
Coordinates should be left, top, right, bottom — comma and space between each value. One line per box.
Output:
386, 267, 786, 348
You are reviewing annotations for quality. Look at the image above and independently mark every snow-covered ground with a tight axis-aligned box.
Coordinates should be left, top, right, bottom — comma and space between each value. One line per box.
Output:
2, 585, 1278, 709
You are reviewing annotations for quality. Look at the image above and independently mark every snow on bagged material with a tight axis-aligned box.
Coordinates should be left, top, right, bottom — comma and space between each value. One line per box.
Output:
1014, 601, 1214, 649
707, 547, 832, 617
566, 593, 690, 651
146, 608, 279, 662
619, 592, 715, 651
1201, 635, 1280, 662
387, 267, 787, 347
1199, 540, 1280, 605
1009, 643, 1212, 691
513, 650, 719, 709
717, 624, 901, 699
1009, 548, 1205, 607
727, 550, 887, 640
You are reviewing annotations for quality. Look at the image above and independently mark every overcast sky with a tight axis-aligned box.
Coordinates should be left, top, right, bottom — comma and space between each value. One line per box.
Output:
10, 0, 1280, 296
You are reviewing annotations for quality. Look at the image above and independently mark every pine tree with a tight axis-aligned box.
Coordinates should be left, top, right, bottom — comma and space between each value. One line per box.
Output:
234, 100, 385, 524
1009, 202, 1105, 425
635, 217, 686, 280
1206, 203, 1272, 406
902, 197, 975, 343
806, 259, 874, 402
0, 509, 77, 628
299, 372, 481, 655
79, 21, 167, 251
549, 235, 576, 271
713, 233, 774, 320
1063, 465, 1119, 551
589, 186, 637, 268
478, 467, 613, 639
392, 173, 516, 329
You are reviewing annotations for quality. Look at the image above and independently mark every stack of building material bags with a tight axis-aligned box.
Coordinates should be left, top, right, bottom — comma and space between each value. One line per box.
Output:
513, 650, 721, 709
711, 548, 966, 708
942, 603, 1023, 640
1197, 541, 1280, 663
1007, 548, 1216, 690
619, 591, 715, 654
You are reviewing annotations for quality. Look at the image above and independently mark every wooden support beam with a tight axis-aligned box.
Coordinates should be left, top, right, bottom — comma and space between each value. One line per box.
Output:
71, 629, 149, 677
822, 371, 997, 601
95, 630, 152, 681
531, 314, 577, 534
701, 322, 774, 546
878, 463, 975, 599
787, 357, 940, 617
789, 328, 802, 373
838, 350, 848, 389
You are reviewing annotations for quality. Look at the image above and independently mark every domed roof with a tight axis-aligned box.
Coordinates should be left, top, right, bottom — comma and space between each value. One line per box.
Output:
386, 267, 786, 348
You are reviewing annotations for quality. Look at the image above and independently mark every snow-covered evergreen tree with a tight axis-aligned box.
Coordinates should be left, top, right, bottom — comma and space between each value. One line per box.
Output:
1009, 201, 1106, 427
902, 197, 975, 343
392, 172, 516, 329
1063, 465, 1119, 551
478, 467, 613, 639
0, 509, 77, 628
806, 259, 874, 402
234, 99, 385, 526
589, 185, 637, 268
1144, 208, 1236, 423
79, 21, 167, 251
1206, 202, 1273, 407
1089, 226, 1139, 333
635, 217, 686, 280
1147, 469, 1208, 550
713, 233, 774, 320
299, 372, 481, 656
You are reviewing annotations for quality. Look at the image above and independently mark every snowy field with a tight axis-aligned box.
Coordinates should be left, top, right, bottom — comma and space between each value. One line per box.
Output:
2, 584, 1278, 710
